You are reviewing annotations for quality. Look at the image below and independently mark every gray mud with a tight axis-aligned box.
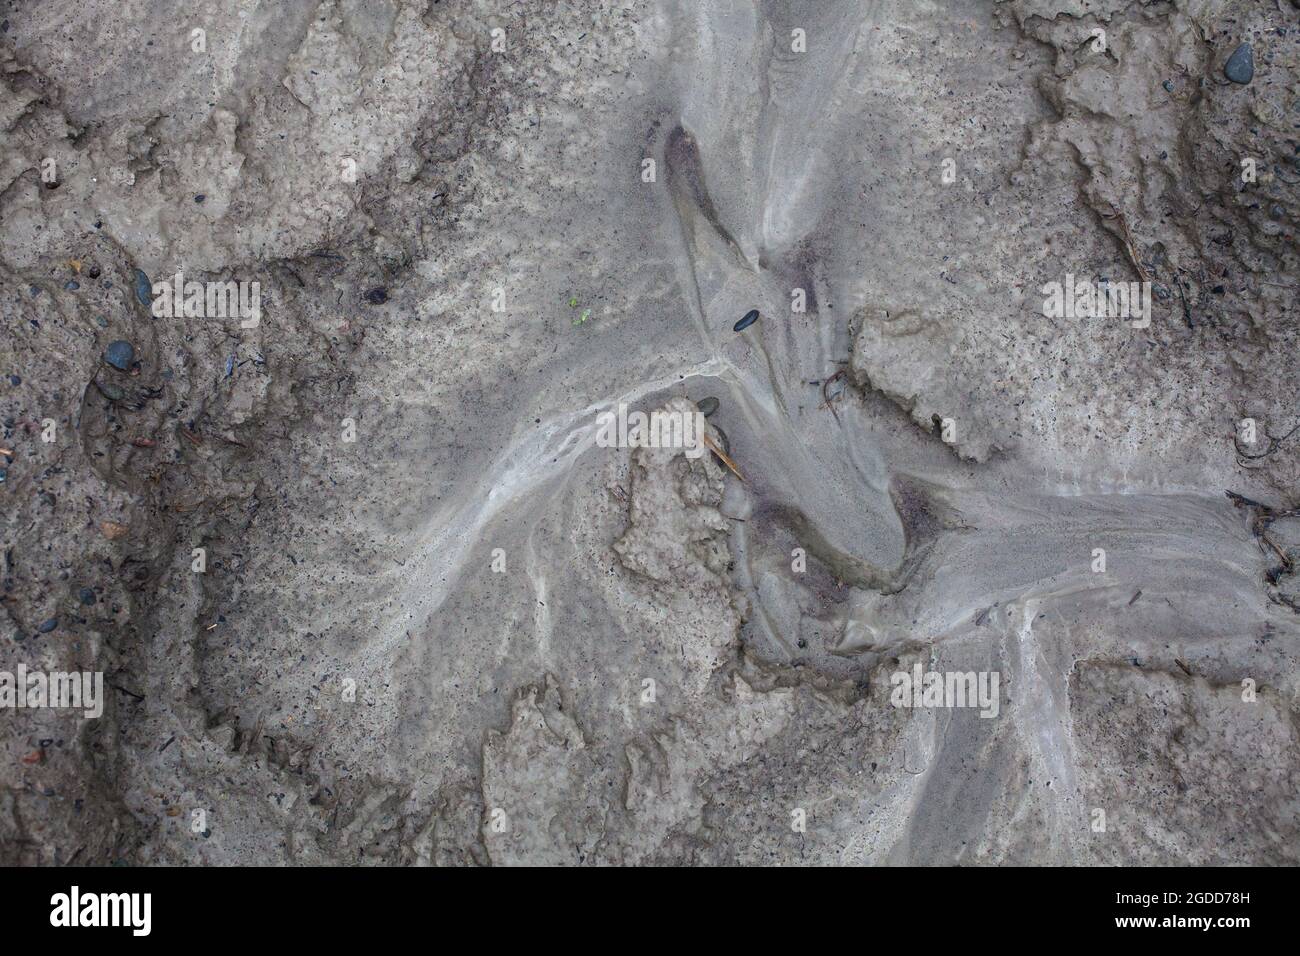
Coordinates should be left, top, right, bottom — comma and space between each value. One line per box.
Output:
2, 0, 1299, 865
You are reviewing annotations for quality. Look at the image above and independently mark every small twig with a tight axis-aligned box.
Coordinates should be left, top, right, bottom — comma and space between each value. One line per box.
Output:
1173, 273, 1194, 328
703, 433, 745, 482
1101, 206, 1151, 283
110, 683, 144, 702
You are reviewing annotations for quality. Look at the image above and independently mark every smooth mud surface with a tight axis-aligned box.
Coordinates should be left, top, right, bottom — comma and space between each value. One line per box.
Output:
3, 0, 1299, 864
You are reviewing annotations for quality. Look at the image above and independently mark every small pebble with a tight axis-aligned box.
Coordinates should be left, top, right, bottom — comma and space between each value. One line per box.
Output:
96, 381, 125, 402
38, 618, 57, 634
64, 280, 80, 291
733, 309, 759, 332
104, 340, 135, 371
697, 397, 720, 417
365, 287, 389, 305
78, 588, 96, 605
194, 194, 206, 203
133, 269, 152, 306
8, 374, 20, 386
1224, 43, 1254, 84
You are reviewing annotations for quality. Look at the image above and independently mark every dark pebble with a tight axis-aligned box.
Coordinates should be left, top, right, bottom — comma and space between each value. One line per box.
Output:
79, 588, 96, 605
0, 470, 6, 483
132, 269, 152, 306
1224, 43, 1254, 85
365, 287, 389, 305
1162, 79, 1174, 93
104, 340, 135, 371
194, 194, 206, 203
733, 309, 759, 332
8, 374, 20, 386
65, 280, 80, 291
697, 397, 720, 417
38, 618, 57, 634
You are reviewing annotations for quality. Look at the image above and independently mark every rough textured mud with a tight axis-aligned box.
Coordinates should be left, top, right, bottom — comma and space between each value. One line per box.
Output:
2, 0, 1298, 866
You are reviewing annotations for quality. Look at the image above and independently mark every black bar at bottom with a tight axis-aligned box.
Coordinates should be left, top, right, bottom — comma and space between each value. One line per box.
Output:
0, 866, 1279, 942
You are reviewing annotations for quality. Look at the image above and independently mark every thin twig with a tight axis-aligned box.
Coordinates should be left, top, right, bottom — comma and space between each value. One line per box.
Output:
703, 433, 744, 482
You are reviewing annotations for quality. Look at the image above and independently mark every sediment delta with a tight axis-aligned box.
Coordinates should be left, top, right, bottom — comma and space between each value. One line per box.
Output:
1, 0, 1298, 866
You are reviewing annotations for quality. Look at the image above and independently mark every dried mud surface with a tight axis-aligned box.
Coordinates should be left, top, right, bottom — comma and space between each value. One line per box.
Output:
2, 0, 1299, 865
